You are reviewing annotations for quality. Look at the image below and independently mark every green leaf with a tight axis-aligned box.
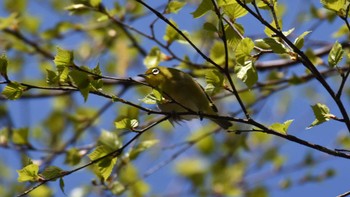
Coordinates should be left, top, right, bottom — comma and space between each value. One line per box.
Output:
0, 53, 8, 80
203, 22, 217, 32
264, 19, 282, 37
163, 19, 180, 45
263, 38, 288, 54
54, 47, 74, 67
129, 139, 159, 160
236, 60, 258, 88
2, 82, 26, 100
221, 1, 248, 19
69, 69, 90, 101
98, 130, 121, 150
205, 69, 224, 95
143, 47, 163, 68
12, 128, 29, 145
270, 119, 293, 135
294, 31, 311, 49
59, 178, 66, 195
46, 69, 59, 85
209, 41, 225, 65
17, 164, 40, 182
0, 13, 18, 30
225, 23, 244, 48
41, 166, 65, 181
65, 148, 82, 166
328, 41, 343, 68
191, 0, 213, 18
307, 103, 334, 129
236, 37, 254, 64
166, 1, 186, 14
115, 118, 139, 130
175, 158, 206, 177
89, 0, 101, 7
89, 145, 118, 180
321, 0, 345, 12
282, 28, 295, 37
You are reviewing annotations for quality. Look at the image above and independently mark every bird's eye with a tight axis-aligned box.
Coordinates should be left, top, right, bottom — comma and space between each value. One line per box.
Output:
152, 68, 160, 75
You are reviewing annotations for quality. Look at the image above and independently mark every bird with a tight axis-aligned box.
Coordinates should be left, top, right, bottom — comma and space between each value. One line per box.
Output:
138, 66, 232, 129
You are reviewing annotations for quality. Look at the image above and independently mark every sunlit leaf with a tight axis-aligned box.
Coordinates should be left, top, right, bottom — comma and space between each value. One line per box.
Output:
0, 53, 8, 80
164, 19, 180, 45
12, 128, 29, 145
236, 37, 254, 64
41, 166, 65, 181
236, 60, 258, 88
54, 47, 74, 67
205, 69, 225, 95
0, 13, 18, 30
263, 38, 288, 54
17, 164, 40, 182
328, 41, 343, 68
2, 82, 26, 100
191, 0, 212, 18
307, 103, 334, 129
89, 145, 118, 180
129, 139, 159, 160
115, 118, 139, 130
143, 47, 164, 68
321, 0, 345, 12
270, 119, 293, 135
69, 69, 90, 101
166, 1, 186, 14
294, 31, 311, 49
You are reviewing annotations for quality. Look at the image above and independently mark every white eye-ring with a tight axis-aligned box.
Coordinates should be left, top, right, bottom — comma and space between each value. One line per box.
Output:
152, 68, 160, 75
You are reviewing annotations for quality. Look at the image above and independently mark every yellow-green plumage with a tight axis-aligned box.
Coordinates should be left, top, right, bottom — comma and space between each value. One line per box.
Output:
140, 66, 232, 129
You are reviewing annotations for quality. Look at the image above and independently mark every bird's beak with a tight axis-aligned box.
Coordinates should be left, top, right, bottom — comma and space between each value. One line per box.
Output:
138, 74, 146, 78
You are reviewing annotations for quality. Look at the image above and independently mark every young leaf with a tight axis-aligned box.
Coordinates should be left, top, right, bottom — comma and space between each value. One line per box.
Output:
2, 82, 26, 100
41, 166, 65, 181
98, 130, 121, 150
0, 13, 18, 30
0, 53, 8, 80
129, 139, 159, 160
221, 1, 248, 19
270, 119, 293, 135
264, 19, 282, 37
69, 69, 90, 101
12, 128, 29, 145
175, 158, 206, 177
166, 1, 186, 14
191, 0, 213, 18
263, 38, 288, 54
294, 31, 311, 49
115, 118, 139, 130
205, 69, 224, 95
163, 19, 180, 45
321, 0, 346, 12
236, 60, 258, 88
236, 37, 254, 64
307, 103, 334, 129
143, 47, 163, 68
328, 41, 343, 68
89, 145, 118, 180
59, 178, 66, 195
17, 164, 40, 182
54, 47, 74, 67
225, 23, 244, 48
46, 69, 59, 85
65, 148, 82, 166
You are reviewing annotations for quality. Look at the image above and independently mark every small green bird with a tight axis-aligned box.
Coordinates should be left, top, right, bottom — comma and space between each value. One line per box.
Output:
139, 66, 232, 129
